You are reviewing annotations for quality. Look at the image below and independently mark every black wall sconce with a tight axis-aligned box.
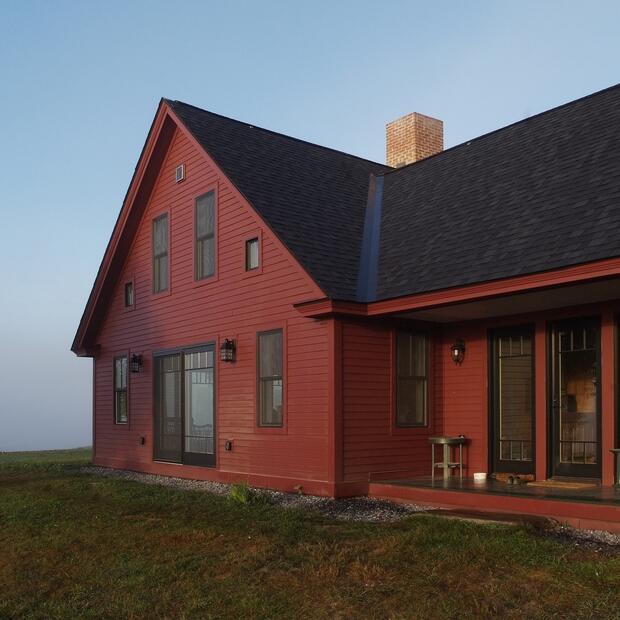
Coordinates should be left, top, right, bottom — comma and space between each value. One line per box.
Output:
450, 340, 466, 364
130, 353, 143, 373
220, 338, 236, 363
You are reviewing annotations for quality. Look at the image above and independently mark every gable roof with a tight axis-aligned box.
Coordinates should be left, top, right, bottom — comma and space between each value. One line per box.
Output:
73, 84, 620, 353
376, 83, 620, 301
167, 100, 390, 299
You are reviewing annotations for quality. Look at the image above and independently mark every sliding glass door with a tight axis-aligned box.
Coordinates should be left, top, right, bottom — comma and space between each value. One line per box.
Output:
550, 318, 601, 478
154, 344, 216, 467
490, 326, 535, 474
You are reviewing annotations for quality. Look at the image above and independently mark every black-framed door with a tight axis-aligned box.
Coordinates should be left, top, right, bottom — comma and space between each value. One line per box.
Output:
154, 344, 216, 467
489, 326, 536, 475
549, 318, 601, 478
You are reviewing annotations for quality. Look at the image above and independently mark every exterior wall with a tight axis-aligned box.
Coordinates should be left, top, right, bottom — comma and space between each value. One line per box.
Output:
340, 303, 618, 488
341, 320, 441, 483
92, 125, 332, 494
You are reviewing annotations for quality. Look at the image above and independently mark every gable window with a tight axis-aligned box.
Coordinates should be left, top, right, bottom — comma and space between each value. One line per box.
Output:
257, 330, 283, 427
152, 214, 169, 293
195, 191, 215, 280
124, 282, 134, 308
114, 356, 128, 424
396, 332, 428, 427
245, 238, 259, 271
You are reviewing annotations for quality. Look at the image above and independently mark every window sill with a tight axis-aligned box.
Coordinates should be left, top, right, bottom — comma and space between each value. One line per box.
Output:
192, 273, 219, 288
255, 424, 288, 435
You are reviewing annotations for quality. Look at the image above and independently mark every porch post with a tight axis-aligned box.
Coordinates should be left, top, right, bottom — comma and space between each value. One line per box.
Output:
601, 311, 616, 486
534, 320, 547, 481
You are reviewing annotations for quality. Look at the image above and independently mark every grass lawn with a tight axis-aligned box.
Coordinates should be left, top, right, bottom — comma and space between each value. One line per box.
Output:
1, 450, 619, 619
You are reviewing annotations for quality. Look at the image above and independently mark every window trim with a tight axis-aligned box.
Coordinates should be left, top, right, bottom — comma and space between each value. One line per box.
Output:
123, 279, 135, 310
245, 237, 259, 271
194, 189, 217, 282
113, 354, 129, 425
152, 212, 170, 294
255, 327, 287, 432
392, 329, 431, 431
242, 230, 263, 278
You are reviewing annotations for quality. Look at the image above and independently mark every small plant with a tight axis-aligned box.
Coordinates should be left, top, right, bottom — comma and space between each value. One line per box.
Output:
229, 482, 252, 504
228, 482, 272, 506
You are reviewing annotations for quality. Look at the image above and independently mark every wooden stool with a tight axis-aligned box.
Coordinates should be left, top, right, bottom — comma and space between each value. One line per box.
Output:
429, 436, 466, 482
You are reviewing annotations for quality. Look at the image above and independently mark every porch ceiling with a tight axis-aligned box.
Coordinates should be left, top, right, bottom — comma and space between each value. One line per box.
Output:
394, 277, 620, 323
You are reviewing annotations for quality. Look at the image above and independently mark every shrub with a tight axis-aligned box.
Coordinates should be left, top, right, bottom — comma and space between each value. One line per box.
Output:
228, 482, 272, 506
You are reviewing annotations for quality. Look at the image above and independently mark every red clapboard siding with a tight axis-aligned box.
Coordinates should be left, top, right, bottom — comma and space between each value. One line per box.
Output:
93, 125, 330, 487
437, 325, 488, 475
341, 321, 438, 481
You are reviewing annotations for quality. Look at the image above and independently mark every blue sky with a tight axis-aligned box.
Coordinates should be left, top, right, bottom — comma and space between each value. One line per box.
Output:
0, 1, 619, 450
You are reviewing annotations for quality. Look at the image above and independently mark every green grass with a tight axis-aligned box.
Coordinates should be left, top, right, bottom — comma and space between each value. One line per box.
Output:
1, 451, 619, 619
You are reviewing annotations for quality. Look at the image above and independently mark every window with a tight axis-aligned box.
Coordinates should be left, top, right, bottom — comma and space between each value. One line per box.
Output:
396, 332, 428, 427
175, 164, 185, 183
245, 238, 259, 271
195, 192, 215, 280
114, 356, 128, 424
152, 214, 169, 293
257, 330, 283, 427
124, 282, 134, 308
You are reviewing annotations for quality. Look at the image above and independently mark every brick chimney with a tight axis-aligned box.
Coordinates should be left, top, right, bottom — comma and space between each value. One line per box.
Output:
386, 112, 443, 167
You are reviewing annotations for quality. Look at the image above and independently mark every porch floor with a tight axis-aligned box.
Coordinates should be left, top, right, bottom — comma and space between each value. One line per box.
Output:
376, 476, 620, 505
368, 476, 620, 532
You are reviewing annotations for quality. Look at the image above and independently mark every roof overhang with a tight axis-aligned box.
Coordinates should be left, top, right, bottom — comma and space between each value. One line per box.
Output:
294, 256, 620, 321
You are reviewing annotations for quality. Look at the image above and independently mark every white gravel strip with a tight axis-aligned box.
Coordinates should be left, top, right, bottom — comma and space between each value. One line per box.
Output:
80, 466, 428, 522
79, 467, 620, 545
546, 523, 620, 550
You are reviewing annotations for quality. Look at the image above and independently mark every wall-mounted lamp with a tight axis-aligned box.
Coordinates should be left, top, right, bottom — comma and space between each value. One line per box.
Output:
450, 340, 466, 364
130, 353, 143, 373
220, 338, 236, 363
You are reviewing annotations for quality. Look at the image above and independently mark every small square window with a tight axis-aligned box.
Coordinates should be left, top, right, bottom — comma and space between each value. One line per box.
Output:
245, 238, 259, 271
124, 282, 134, 308
175, 164, 185, 183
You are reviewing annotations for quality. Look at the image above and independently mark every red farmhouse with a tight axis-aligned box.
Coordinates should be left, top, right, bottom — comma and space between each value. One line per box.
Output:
73, 85, 620, 531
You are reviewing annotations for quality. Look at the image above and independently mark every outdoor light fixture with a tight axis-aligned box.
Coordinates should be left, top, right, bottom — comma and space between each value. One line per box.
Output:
450, 340, 466, 364
220, 338, 236, 362
130, 353, 143, 373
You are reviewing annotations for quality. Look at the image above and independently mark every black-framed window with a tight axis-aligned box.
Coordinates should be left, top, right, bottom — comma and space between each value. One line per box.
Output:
245, 238, 259, 271
152, 214, 169, 293
257, 330, 283, 427
396, 331, 428, 427
195, 191, 215, 280
124, 282, 134, 307
114, 356, 128, 424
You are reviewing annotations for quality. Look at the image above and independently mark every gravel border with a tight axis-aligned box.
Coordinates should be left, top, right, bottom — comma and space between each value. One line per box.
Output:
80, 466, 429, 522
80, 466, 620, 546
543, 523, 620, 552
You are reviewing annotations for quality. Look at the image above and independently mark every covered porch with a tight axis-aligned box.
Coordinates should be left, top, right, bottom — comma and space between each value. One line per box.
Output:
386, 275, 620, 489
369, 476, 620, 533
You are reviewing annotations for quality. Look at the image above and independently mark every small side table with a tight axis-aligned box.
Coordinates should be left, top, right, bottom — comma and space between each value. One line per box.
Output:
611, 449, 620, 487
429, 436, 466, 482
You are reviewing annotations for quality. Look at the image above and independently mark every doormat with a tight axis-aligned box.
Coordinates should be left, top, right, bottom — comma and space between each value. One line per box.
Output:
527, 480, 597, 490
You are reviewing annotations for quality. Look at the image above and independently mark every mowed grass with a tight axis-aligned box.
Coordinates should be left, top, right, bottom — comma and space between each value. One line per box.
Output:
1, 451, 619, 619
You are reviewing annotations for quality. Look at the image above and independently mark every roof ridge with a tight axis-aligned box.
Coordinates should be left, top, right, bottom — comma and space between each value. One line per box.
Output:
381, 82, 620, 177
166, 99, 392, 170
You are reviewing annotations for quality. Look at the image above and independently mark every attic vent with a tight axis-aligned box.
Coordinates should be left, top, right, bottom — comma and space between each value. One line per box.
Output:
175, 164, 185, 183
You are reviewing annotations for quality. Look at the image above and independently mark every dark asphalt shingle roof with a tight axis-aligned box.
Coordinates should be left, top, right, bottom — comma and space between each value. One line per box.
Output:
168, 85, 620, 303
167, 100, 390, 299
377, 84, 620, 300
